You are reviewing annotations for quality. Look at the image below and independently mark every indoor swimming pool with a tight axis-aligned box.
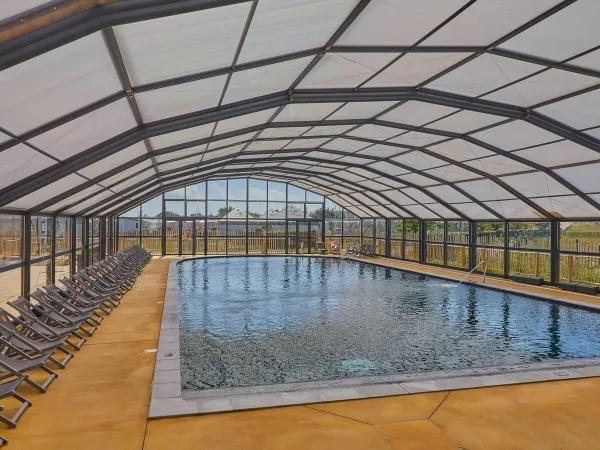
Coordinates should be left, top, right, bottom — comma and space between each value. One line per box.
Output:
177, 257, 600, 391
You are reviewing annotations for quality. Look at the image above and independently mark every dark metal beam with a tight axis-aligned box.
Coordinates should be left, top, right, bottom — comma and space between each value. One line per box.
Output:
102, 27, 161, 181
0, 0, 253, 72
11, 88, 600, 217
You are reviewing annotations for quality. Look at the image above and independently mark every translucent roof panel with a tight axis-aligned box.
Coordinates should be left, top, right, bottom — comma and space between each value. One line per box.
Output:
136, 75, 228, 122
379, 102, 457, 127
500, 0, 600, 61
535, 89, 600, 130
223, 57, 313, 105
427, 54, 542, 98
0, 144, 57, 191
5, 174, 87, 210
365, 53, 471, 88
114, 4, 252, 85
422, 0, 562, 46
27, 99, 137, 161
338, 0, 468, 45
78, 143, 149, 179
3, 0, 600, 220
0, 32, 122, 134
238, 0, 359, 63
483, 69, 598, 108
298, 53, 397, 89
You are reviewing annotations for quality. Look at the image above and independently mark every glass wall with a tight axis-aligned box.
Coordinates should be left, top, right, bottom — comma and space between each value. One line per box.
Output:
446, 221, 469, 269
475, 222, 505, 275
120, 178, 327, 256
425, 221, 444, 265
508, 222, 551, 281
559, 221, 600, 286
0, 214, 22, 305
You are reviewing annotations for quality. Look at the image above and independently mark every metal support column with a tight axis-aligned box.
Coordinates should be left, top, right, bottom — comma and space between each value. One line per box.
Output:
71, 217, 77, 274
84, 218, 90, 267
161, 200, 167, 256
419, 220, 426, 264
469, 221, 477, 270
550, 220, 560, 285
192, 220, 197, 255
401, 219, 406, 260
504, 221, 510, 278
50, 216, 56, 284
100, 217, 106, 260
443, 220, 448, 267
22, 215, 31, 297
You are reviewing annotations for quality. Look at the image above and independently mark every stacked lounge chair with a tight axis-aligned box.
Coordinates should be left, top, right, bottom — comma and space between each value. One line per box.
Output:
0, 245, 151, 445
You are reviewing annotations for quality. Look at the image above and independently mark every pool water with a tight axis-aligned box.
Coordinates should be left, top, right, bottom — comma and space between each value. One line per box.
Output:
177, 257, 600, 391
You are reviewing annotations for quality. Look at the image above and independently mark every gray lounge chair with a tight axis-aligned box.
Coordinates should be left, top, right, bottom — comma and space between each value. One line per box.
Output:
0, 309, 73, 369
30, 289, 98, 335
0, 340, 57, 393
0, 377, 31, 428
7, 298, 86, 351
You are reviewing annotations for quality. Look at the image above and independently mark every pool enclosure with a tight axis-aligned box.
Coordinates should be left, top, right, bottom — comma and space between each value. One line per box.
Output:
1, 0, 600, 301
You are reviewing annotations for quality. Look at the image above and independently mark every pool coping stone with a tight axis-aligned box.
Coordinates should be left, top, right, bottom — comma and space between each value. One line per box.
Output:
149, 256, 600, 419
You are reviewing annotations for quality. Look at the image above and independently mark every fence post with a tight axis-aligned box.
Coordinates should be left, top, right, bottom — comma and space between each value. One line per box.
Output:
469, 221, 477, 270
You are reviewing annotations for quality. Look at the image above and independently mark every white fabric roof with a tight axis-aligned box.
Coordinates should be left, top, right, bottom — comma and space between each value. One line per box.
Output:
0, 0, 600, 220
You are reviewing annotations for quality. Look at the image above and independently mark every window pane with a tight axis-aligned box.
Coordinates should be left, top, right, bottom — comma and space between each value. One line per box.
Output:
560, 254, 600, 286
267, 202, 285, 219
476, 222, 504, 247
228, 178, 247, 200
405, 219, 420, 241
121, 206, 140, 217
165, 188, 185, 199
249, 202, 267, 218
287, 185, 305, 202
426, 221, 444, 242
186, 182, 206, 200
208, 180, 227, 199
0, 267, 21, 305
76, 218, 83, 249
0, 214, 22, 266
391, 219, 403, 239
141, 218, 162, 255
268, 181, 286, 201
31, 259, 52, 290
508, 222, 551, 250
447, 221, 469, 244
306, 191, 323, 202
326, 220, 343, 236
343, 218, 360, 235
288, 203, 305, 219
118, 218, 139, 250
325, 199, 343, 220
375, 219, 386, 238
249, 179, 267, 200
207, 201, 227, 218
187, 201, 206, 217
560, 221, 600, 254
142, 196, 163, 218
227, 201, 247, 219
165, 201, 185, 217
362, 219, 375, 240
31, 216, 52, 258
55, 252, 71, 282
306, 204, 323, 219
509, 250, 551, 281
56, 217, 72, 253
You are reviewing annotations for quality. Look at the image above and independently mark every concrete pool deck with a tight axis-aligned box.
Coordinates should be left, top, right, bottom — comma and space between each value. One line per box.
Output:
2, 257, 600, 449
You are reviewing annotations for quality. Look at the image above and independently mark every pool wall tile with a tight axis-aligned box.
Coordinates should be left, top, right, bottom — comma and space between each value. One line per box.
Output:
231, 394, 281, 410
357, 384, 408, 398
399, 380, 445, 393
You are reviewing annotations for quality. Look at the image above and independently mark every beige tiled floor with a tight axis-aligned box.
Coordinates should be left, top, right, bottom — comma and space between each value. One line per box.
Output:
2, 257, 600, 449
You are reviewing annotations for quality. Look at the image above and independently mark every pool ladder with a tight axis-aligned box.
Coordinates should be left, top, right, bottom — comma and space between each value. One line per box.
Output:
457, 260, 488, 286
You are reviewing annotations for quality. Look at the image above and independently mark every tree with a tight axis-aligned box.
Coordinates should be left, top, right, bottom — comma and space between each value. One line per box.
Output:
405, 219, 420, 234
248, 212, 261, 219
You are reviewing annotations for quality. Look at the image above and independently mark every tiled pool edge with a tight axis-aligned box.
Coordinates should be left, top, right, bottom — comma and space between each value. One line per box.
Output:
149, 257, 600, 419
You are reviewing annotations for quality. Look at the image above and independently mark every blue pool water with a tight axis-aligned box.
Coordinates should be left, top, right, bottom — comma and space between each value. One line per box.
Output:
177, 257, 600, 390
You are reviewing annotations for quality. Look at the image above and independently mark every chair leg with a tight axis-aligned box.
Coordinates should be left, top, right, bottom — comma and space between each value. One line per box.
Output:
0, 391, 32, 428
